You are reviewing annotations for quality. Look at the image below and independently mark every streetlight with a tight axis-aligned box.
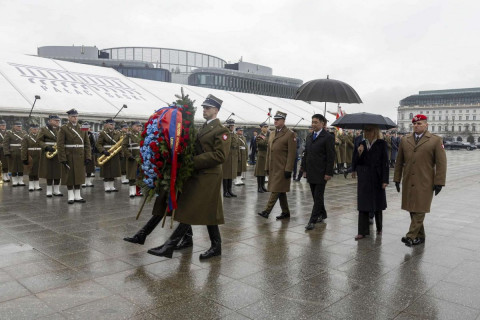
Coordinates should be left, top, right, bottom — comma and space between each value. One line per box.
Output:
28, 95, 41, 119
113, 104, 127, 120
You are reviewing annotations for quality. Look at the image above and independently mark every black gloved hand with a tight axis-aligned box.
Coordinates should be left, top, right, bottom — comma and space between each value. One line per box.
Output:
102, 150, 110, 156
85, 159, 92, 165
395, 182, 400, 193
45, 146, 54, 152
128, 156, 136, 161
433, 185, 442, 196
22, 160, 29, 165
284, 171, 292, 179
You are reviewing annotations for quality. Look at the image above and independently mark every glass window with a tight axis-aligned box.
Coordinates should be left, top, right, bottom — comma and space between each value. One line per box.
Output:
170, 50, 179, 65
459, 126, 462, 131
438, 116, 441, 121
426, 111, 429, 114
466, 116, 469, 120
134, 48, 143, 61
152, 49, 161, 67
432, 116, 435, 121
209, 56, 214, 67
195, 53, 203, 67
187, 52, 195, 66
161, 49, 170, 64
143, 48, 152, 62
200, 75, 207, 85
179, 65, 187, 73
474, 116, 477, 120
431, 126, 435, 132
179, 51, 187, 65
466, 109, 469, 113
452, 116, 455, 120
202, 55, 208, 67
118, 48, 126, 60
111, 49, 117, 59
459, 116, 462, 120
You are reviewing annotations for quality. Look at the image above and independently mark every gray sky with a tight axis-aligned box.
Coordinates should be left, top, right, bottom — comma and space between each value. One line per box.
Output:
2, 0, 480, 121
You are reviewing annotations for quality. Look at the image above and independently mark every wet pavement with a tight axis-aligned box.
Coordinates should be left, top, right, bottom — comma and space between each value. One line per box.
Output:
1, 150, 480, 319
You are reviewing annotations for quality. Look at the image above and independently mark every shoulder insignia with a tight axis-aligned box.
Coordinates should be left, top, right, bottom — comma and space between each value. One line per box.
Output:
222, 134, 228, 141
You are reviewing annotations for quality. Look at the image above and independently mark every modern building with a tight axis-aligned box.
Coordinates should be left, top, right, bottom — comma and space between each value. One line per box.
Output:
398, 88, 480, 143
37, 45, 303, 99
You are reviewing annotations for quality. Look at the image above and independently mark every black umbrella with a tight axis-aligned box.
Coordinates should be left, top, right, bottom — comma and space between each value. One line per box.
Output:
294, 76, 362, 116
331, 112, 397, 130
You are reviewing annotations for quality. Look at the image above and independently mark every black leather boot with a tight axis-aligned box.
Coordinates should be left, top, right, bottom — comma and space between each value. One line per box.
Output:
261, 176, 268, 192
148, 223, 190, 258
257, 176, 264, 193
227, 179, 237, 197
123, 215, 162, 245
223, 179, 231, 198
200, 225, 221, 259
175, 225, 193, 250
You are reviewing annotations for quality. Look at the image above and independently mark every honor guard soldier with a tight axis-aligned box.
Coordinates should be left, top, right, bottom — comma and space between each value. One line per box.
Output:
125, 94, 231, 260
0, 119, 10, 182
96, 119, 122, 192
81, 122, 96, 187
57, 109, 92, 204
21, 123, 42, 191
234, 127, 247, 186
119, 122, 129, 184
222, 119, 239, 197
254, 123, 269, 193
38, 115, 63, 197
258, 111, 296, 220
122, 121, 142, 198
3, 121, 27, 186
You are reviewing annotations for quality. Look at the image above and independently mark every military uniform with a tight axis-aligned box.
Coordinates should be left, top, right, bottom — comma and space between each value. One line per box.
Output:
394, 115, 447, 246
258, 111, 297, 219
0, 123, 10, 182
21, 129, 42, 191
122, 126, 142, 197
3, 124, 27, 186
96, 124, 122, 192
345, 132, 354, 166
234, 130, 247, 185
254, 126, 269, 192
119, 124, 129, 184
222, 120, 239, 197
38, 120, 63, 196
84, 129, 96, 187
57, 109, 92, 204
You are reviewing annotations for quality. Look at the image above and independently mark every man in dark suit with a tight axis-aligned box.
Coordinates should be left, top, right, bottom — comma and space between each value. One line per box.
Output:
301, 114, 335, 230
249, 131, 257, 164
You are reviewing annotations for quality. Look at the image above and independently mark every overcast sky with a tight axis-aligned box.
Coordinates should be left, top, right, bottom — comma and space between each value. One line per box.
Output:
2, 0, 480, 121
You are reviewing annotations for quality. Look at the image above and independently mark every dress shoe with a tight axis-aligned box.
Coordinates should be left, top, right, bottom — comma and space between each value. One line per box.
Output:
223, 192, 231, 198
413, 238, 425, 245
344, 171, 348, 179
354, 234, 365, 240
276, 212, 290, 220
305, 222, 315, 230
401, 237, 414, 247
257, 211, 269, 219
68, 200, 74, 204
74, 198, 86, 203
377, 230, 382, 235
111, 188, 119, 192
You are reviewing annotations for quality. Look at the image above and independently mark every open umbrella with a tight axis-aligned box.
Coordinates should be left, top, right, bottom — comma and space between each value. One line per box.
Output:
331, 112, 397, 130
294, 76, 362, 116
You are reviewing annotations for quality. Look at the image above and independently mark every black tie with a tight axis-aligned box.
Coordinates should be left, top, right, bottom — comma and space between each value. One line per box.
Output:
415, 135, 420, 144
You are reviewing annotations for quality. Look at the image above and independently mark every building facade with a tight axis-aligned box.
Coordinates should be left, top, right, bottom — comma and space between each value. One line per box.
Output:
398, 88, 480, 143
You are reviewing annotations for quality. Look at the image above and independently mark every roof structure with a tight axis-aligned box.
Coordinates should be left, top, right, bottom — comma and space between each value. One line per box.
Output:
0, 53, 338, 127
400, 88, 480, 106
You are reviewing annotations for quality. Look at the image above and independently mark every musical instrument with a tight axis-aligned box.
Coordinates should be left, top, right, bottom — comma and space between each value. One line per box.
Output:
45, 144, 57, 159
97, 136, 124, 166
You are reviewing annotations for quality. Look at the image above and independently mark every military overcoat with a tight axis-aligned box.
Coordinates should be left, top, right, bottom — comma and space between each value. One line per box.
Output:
237, 135, 247, 174
152, 118, 231, 225
0, 129, 8, 172
265, 126, 296, 192
254, 133, 268, 176
21, 133, 42, 176
222, 131, 239, 179
385, 135, 392, 161
96, 129, 122, 179
122, 131, 141, 180
345, 133, 354, 164
57, 122, 91, 185
37, 125, 61, 179
393, 131, 447, 213
3, 129, 27, 172
339, 133, 347, 163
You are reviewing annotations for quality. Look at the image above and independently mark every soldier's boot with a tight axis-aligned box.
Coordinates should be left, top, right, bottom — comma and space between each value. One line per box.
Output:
11, 176, 17, 187
121, 175, 129, 184
223, 180, 231, 198
2, 173, 9, 182
104, 181, 111, 193
228, 179, 237, 197
74, 189, 86, 203
129, 185, 136, 198
85, 177, 94, 187
67, 190, 75, 204
124, 215, 163, 245
111, 180, 118, 192
28, 181, 34, 192
261, 176, 268, 192
200, 225, 221, 260
175, 226, 193, 250
147, 223, 190, 258
34, 180, 42, 191
46, 185, 53, 197
257, 176, 264, 193
234, 176, 244, 186
53, 184, 63, 196
135, 186, 143, 197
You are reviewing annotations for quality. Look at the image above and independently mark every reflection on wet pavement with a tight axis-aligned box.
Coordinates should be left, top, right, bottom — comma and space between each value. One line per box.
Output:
1, 151, 480, 319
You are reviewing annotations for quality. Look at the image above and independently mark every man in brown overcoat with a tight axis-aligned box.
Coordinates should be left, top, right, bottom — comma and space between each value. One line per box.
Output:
0, 119, 10, 182
3, 121, 27, 186
122, 121, 142, 198
38, 115, 62, 197
394, 114, 447, 247
234, 127, 247, 186
254, 123, 269, 193
222, 119, 239, 197
258, 111, 296, 220
57, 109, 92, 204
21, 123, 42, 191
96, 119, 122, 192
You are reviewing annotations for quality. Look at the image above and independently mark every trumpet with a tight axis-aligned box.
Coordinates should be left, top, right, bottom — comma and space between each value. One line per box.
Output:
97, 136, 124, 166
45, 144, 58, 159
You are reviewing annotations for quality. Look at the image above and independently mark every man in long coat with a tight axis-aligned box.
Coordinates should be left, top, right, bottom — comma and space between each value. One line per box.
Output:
21, 124, 42, 191
222, 119, 239, 197
122, 121, 142, 198
234, 127, 247, 186
301, 114, 335, 230
82, 123, 96, 188
125, 94, 231, 260
38, 115, 62, 196
394, 114, 447, 247
0, 119, 10, 182
119, 123, 130, 184
258, 111, 296, 220
57, 109, 92, 204
96, 119, 122, 192
254, 123, 269, 193
3, 121, 27, 186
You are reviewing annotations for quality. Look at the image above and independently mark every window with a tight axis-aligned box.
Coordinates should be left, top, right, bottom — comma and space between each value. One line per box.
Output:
438, 116, 441, 121
432, 116, 435, 121
466, 109, 470, 113
445, 126, 448, 131
433, 111, 436, 114
473, 125, 476, 132
452, 116, 455, 120
426, 111, 429, 114
459, 126, 462, 131
459, 116, 462, 120
452, 126, 454, 132
452, 110, 455, 113
474, 116, 477, 120
466, 116, 469, 120
431, 126, 435, 132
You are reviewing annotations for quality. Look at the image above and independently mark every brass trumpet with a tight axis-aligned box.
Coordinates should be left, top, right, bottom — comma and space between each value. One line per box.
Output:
97, 136, 124, 166
45, 144, 58, 159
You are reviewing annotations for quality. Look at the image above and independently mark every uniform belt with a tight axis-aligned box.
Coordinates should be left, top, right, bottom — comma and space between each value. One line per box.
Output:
45, 142, 56, 145
65, 144, 84, 148
103, 145, 113, 148
10, 144, 21, 147
28, 148, 42, 151
240, 147, 246, 150
129, 147, 140, 150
